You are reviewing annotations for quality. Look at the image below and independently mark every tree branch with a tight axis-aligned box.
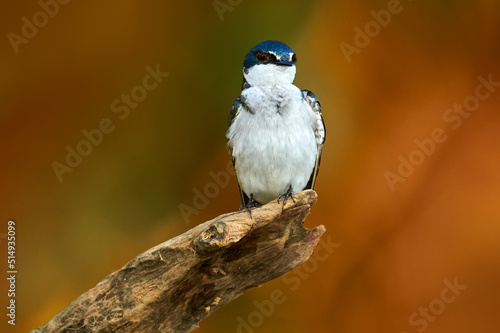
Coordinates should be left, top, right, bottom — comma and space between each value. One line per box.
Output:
32, 190, 325, 333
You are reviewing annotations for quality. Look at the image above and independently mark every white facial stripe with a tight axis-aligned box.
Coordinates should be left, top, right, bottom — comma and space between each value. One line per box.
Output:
268, 51, 278, 58
265, 51, 294, 61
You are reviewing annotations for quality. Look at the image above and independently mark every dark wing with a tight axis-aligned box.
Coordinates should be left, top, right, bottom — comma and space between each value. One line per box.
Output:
228, 96, 249, 206
302, 90, 326, 190
228, 96, 242, 127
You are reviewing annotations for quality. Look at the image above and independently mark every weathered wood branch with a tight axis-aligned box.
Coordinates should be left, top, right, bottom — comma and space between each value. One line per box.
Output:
32, 190, 325, 333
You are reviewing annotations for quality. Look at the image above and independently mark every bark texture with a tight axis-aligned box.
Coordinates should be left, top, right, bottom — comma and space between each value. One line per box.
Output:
32, 190, 325, 333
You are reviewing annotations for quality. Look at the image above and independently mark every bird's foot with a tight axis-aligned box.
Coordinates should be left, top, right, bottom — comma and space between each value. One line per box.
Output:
277, 185, 295, 212
239, 194, 261, 218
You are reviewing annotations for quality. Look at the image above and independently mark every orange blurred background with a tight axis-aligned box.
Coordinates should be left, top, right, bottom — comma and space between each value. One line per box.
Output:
1, 0, 500, 332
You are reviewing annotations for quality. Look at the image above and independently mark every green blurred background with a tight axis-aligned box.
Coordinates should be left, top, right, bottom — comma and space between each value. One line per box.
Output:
1, 0, 500, 332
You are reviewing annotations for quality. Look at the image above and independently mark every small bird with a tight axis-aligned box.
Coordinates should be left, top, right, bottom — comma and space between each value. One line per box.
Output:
226, 40, 325, 217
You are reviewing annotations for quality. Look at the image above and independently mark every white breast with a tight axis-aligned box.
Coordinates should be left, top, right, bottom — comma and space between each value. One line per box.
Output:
227, 84, 318, 204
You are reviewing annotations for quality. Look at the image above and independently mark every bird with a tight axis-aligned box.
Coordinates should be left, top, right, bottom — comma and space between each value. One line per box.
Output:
226, 40, 325, 217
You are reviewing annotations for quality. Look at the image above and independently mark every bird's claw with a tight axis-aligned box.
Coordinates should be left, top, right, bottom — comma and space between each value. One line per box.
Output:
239, 194, 261, 218
277, 185, 295, 212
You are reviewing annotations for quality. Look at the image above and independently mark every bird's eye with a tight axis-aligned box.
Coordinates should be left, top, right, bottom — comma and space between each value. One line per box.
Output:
256, 51, 265, 60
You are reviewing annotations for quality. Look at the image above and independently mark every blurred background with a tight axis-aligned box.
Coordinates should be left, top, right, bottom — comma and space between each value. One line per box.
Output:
1, 0, 500, 332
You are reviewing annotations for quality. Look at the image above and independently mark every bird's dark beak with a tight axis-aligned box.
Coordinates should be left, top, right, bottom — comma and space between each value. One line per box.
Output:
274, 59, 293, 66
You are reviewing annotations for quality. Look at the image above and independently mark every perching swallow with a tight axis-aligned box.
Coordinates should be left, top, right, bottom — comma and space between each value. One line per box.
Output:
227, 40, 325, 217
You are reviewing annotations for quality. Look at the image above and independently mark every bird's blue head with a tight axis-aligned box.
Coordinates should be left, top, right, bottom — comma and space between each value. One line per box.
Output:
242, 40, 297, 87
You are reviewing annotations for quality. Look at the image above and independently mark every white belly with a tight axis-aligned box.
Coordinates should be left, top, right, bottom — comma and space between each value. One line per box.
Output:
228, 85, 317, 204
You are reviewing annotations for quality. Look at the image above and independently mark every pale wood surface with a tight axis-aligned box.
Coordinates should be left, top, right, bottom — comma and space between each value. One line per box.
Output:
32, 190, 325, 333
